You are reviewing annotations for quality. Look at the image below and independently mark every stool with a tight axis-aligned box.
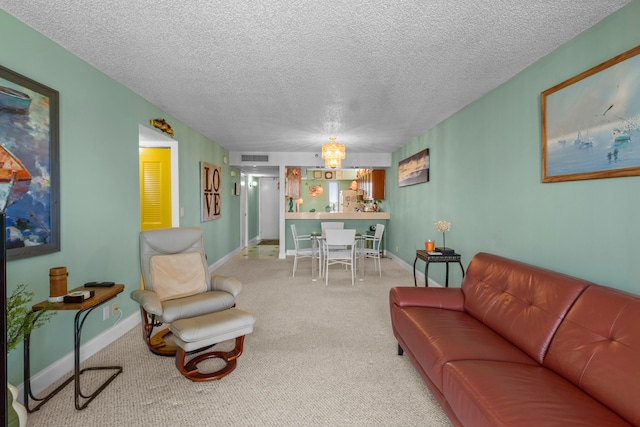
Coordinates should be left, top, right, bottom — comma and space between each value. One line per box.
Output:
169, 308, 256, 381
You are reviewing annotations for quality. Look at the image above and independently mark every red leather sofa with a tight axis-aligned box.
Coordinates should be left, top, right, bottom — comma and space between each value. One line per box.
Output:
390, 252, 640, 426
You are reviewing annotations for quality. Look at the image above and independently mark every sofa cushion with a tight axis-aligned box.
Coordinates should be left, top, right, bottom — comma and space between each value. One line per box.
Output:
442, 360, 631, 427
391, 306, 537, 391
544, 285, 640, 426
461, 253, 589, 364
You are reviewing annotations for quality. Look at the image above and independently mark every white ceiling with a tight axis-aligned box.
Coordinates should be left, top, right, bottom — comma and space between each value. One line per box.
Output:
0, 1, 630, 168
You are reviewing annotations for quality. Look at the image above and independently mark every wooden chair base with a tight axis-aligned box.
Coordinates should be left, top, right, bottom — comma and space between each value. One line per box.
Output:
139, 308, 223, 357
139, 308, 178, 356
147, 329, 179, 356
175, 335, 246, 381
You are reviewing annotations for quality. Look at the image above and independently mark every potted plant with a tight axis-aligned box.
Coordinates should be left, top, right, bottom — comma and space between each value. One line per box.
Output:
6, 284, 55, 427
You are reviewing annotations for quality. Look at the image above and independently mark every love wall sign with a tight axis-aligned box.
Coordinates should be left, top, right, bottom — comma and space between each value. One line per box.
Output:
201, 162, 221, 221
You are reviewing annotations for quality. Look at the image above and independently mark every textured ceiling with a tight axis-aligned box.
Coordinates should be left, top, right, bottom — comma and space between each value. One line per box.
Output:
0, 1, 630, 159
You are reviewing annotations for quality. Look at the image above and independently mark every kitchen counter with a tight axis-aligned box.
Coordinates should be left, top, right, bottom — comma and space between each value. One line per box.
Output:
285, 212, 390, 220
284, 212, 390, 253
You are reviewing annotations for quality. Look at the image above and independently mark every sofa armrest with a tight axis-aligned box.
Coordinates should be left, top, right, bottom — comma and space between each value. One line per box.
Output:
390, 286, 465, 311
130, 289, 163, 316
211, 274, 243, 297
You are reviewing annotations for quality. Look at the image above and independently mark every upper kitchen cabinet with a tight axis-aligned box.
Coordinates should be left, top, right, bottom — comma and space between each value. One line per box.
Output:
357, 169, 385, 200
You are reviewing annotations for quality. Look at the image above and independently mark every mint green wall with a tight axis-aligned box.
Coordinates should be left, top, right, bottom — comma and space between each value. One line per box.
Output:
1, 9, 239, 385
300, 179, 330, 212
387, 1, 640, 294
298, 179, 354, 213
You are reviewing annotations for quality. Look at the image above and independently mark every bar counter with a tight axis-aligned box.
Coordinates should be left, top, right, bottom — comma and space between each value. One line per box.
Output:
285, 212, 390, 220
284, 212, 390, 253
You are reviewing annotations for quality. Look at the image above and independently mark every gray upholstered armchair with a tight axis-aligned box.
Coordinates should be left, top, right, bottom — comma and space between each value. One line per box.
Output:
131, 227, 242, 356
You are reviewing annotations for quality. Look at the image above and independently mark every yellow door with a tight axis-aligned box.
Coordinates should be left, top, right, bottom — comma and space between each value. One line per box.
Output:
139, 147, 172, 231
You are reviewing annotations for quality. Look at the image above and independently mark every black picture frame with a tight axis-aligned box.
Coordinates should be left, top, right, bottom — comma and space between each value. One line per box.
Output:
0, 65, 60, 260
1, 213, 6, 426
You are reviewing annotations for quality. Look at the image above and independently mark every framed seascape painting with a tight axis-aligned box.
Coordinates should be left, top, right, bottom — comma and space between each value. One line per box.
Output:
542, 45, 640, 183
0, 65, 60, 260
398, 149, 429, 187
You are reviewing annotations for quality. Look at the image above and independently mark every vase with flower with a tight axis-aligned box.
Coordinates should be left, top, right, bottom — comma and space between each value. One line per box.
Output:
434, 220, 454, 254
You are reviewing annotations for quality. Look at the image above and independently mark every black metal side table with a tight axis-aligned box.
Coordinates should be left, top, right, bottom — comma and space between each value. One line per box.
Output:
24, 284, 124, 411
413, 250, 465, 287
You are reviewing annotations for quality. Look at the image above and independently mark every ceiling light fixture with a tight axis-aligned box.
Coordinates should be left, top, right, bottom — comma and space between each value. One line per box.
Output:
321, 137, 346, 169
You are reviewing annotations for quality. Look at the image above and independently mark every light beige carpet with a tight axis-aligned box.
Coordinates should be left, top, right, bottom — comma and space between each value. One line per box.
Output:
25, 256, 451, 426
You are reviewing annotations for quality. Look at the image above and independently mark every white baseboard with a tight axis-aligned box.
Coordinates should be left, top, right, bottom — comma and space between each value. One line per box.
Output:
387, 253, 442, 287
209, 246, 242, 272
16, 311, 140, 402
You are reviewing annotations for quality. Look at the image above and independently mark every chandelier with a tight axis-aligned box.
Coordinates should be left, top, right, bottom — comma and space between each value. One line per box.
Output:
321, 137, 346, 169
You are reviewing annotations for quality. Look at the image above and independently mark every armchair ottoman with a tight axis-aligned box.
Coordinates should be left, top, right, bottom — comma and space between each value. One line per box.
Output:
170, 308, 256, 381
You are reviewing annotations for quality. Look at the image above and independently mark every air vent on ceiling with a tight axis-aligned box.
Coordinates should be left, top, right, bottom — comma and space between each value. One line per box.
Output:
241, 154, 269, 162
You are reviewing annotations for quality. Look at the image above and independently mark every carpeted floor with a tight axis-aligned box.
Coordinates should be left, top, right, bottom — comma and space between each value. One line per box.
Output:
24, 256, 451, 426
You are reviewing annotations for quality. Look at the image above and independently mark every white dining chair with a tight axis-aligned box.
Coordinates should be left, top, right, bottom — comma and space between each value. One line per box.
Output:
321, 222, 345, 246
359, 224, 385, 276
323, 229, 356, 286
320, 221, 347, 276
290, 224, 314, 277
321, 222, 344, 232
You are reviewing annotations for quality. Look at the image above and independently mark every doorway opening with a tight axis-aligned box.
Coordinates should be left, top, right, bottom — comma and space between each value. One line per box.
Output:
138, 124, 179, 229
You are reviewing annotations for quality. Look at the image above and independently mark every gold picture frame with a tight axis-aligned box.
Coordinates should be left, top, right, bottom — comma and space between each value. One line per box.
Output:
542, 45, 640, 182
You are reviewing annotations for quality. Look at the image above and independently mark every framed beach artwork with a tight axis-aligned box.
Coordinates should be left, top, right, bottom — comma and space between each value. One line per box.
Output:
398, 149, 429, 187
0, 65, 60, 260
542, 45, 640, 183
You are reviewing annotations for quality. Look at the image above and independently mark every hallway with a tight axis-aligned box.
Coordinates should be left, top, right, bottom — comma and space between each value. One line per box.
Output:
236, 240, 279, 260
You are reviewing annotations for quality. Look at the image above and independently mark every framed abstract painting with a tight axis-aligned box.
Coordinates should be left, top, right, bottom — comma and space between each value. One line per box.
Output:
0, 65, 60, 260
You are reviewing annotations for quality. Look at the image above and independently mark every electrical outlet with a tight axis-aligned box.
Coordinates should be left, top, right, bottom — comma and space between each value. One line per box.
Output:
112, 302, 118, 315
103, 306, 110, 321
396, 246, 399, 252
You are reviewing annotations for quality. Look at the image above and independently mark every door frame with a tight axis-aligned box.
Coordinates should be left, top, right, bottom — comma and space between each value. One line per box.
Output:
240, 173, 248, 247
138, 124, 180, 227
259, 177, 280, 240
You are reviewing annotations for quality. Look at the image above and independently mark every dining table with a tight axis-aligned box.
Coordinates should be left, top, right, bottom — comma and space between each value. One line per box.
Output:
310, 231, 366, 282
